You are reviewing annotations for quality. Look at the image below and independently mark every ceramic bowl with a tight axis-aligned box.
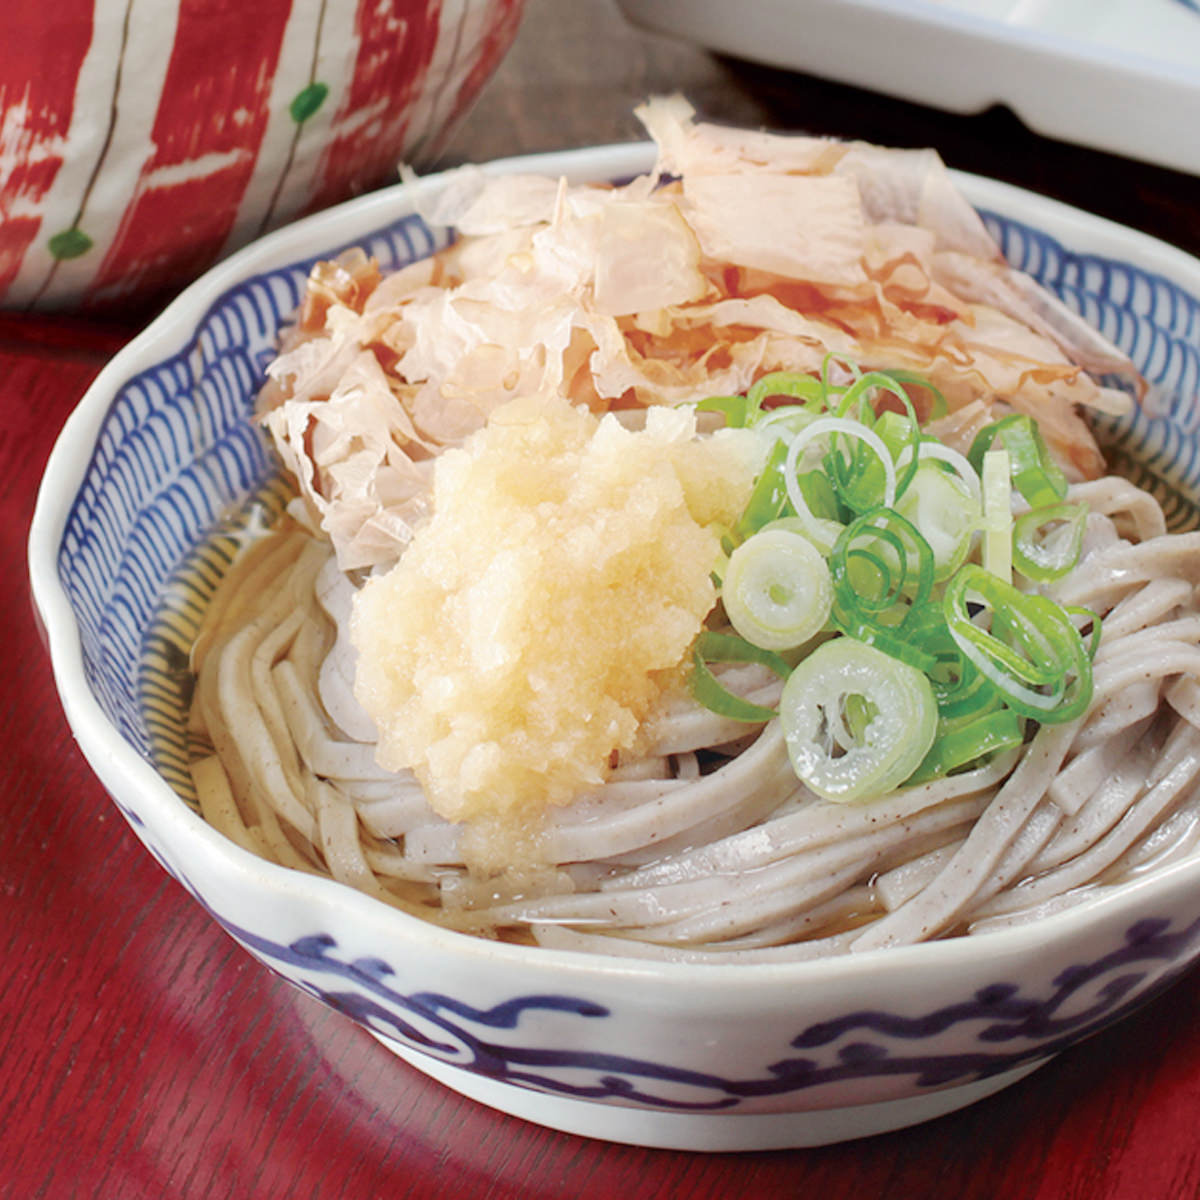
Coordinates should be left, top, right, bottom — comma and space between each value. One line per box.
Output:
28, 142, 1200, 1151
0, 0, 524, 312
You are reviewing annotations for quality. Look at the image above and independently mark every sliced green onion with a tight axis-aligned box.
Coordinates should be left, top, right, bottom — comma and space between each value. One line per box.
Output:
874, 368, 949, 421
929, 653, 1002, 724
791, 469, 841, 522
943, 564, 1093, 723
968, 414, 1068, 509
910, 708, 1026, 783
820, 352, 862, 401
722, 528, 833, 651
946, 572, 1063, 690
779, 637, 938, 802
785, 417, 897, 533
823, 435, 893, 516
695, 393, 755, 427
1013, 502, 1088, 582
689, 631, 790, 723
872, 409, 925, 501
833, 370, 916, 420
842, 692, 878, 742
814, 357, 946, 422
894, 600, 961, 681
830, 508, 934, 626
833, 622, 938, 674
833, 364, 949, 424
693, 631, 791, 676
1064, 605, 1103, 659
732, 438, 792, 543
710, 522, 734, 586
918, 599, 1009, 727
747, 371, 825, 416
754, 405, 822, 441
700, 360, 1095, 788
982, 448, 1013, 583
869, 409, 917, 453
836, 373, 940, 504
895, 460, 980, 582
761, 514, 834, 540
895, 441, 981, 506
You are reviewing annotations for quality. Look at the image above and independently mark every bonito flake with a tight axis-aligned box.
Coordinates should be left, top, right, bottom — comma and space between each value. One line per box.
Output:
257, 95, 1138, 574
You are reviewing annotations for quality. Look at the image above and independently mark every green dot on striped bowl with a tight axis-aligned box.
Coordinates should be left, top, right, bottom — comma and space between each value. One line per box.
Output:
289, 82, 329, 124
48, 228, 94, 260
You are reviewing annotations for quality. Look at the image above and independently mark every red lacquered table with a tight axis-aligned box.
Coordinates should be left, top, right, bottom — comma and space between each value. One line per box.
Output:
8, 3, 1200, 1196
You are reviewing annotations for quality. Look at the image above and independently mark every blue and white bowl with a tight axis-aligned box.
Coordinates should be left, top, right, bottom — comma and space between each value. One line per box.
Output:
27, 143, 1200, 1151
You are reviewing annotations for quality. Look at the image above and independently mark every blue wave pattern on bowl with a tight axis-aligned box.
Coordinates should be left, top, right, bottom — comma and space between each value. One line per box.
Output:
92, 803, 1200, 1110
981, 209, 1200, 528
57, 213, 444, 757
56, 203, 1200, 1107
214, 900, 1200, 1108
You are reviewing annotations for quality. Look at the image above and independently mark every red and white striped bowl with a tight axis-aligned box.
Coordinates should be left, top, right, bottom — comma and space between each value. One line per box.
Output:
0, 0, 524, 311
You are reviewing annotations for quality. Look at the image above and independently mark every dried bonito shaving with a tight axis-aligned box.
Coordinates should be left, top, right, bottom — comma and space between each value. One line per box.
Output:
258, 95, 1138, 574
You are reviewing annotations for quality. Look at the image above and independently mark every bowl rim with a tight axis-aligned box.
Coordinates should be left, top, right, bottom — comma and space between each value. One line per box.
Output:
27, 138, 1200, 987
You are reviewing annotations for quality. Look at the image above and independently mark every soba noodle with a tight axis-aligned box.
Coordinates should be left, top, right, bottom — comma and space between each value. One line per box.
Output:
186, 477, 1200, 961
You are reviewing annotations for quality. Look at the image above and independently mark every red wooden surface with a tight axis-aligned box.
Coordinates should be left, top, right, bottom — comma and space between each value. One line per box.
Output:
8, 3, 1200, 1196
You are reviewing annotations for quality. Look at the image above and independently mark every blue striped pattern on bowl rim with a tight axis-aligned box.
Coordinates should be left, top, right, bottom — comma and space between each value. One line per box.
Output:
981, 210, 1200, 528
57, 212, 446, 770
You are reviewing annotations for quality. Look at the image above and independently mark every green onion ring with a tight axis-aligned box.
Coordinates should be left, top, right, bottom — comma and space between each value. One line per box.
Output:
688, 631, 790, 723
910, 708, 1026, 783
943, 565, 1093, 722
1013, 502, 1088, 582
968, 414, 1068, 509
779, 637, 938, 802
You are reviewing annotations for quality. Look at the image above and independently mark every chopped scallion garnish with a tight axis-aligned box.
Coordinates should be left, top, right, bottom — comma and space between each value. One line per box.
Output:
687, 362, 1097, 797
688, 631, 789, 723
1013, 502, 1088, 582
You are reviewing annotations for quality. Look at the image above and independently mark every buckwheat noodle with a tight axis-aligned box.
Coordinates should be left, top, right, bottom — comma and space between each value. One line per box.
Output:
187, 475, 1200, 961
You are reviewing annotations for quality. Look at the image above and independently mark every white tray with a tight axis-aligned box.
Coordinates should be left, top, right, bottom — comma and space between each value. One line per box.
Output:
617, 0, 1200, 176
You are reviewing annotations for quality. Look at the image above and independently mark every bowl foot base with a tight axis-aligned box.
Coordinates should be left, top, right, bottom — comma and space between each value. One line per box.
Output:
369, 1030, 1048, 1150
